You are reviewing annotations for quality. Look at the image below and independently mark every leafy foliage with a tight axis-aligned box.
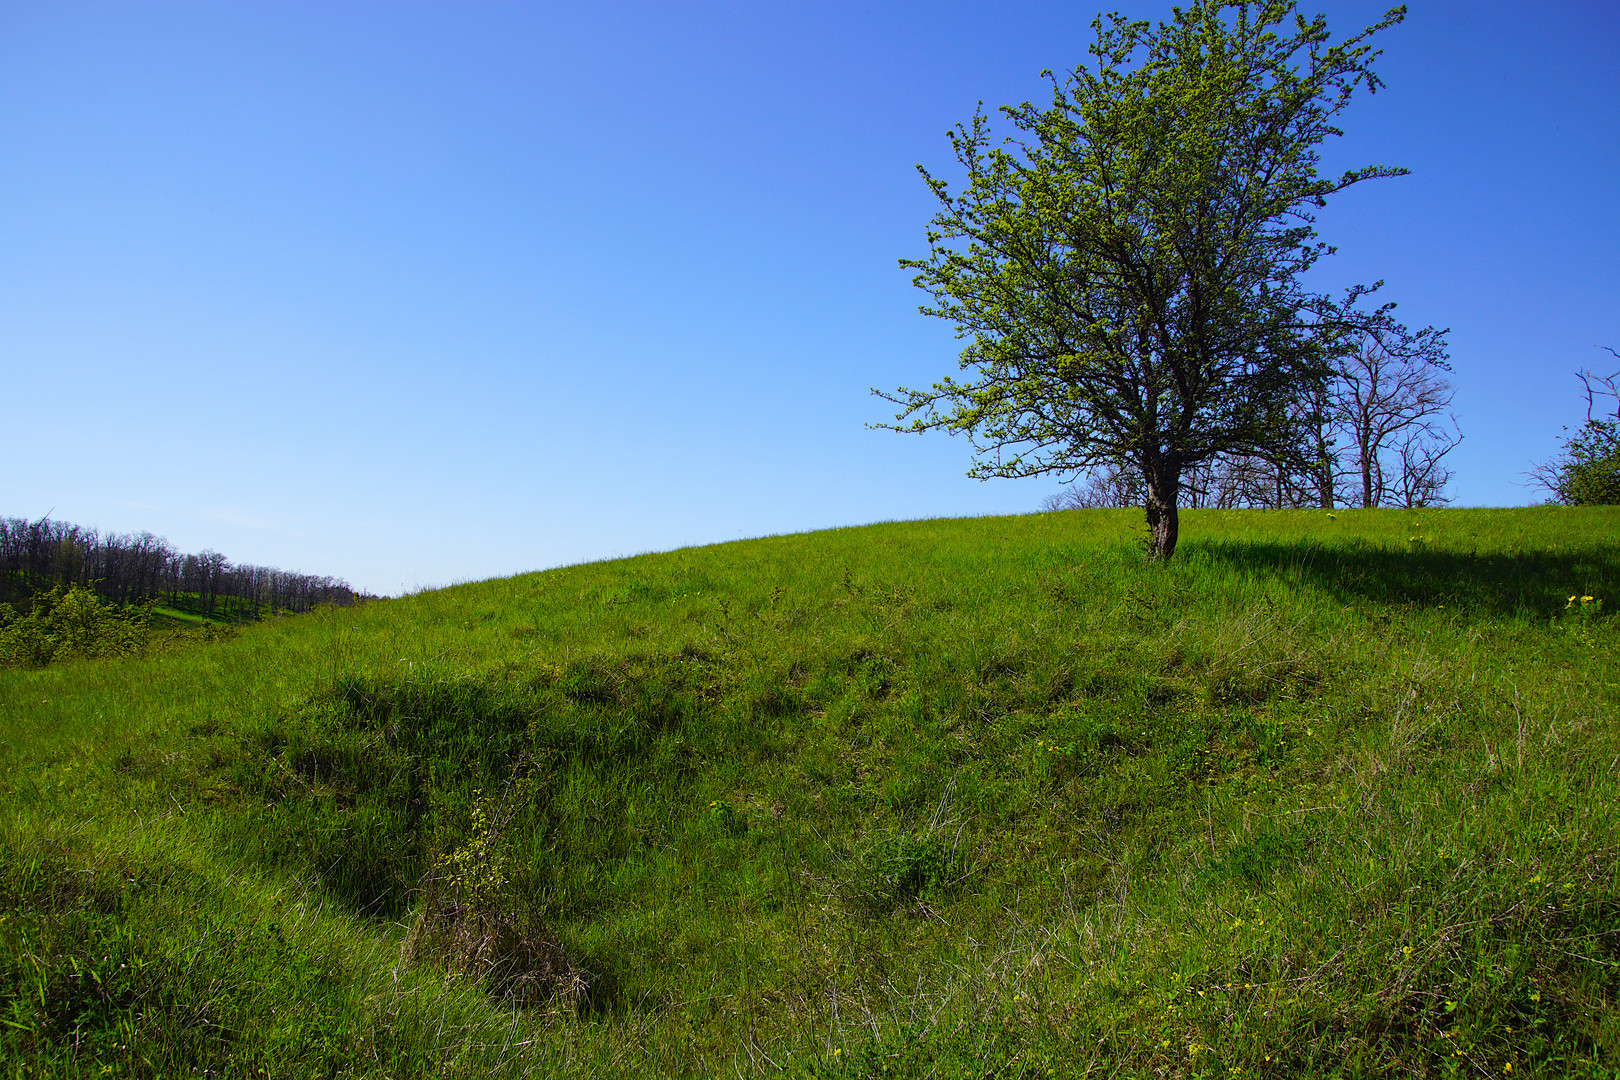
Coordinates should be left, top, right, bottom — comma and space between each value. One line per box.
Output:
1544, 420, 1620, 506
0, 584, 150, 668
1532, 358, 1620, 506
880, 1, 1437, 559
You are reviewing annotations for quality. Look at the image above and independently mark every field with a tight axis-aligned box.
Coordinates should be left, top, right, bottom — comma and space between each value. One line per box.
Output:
1, 507, 1617, 1078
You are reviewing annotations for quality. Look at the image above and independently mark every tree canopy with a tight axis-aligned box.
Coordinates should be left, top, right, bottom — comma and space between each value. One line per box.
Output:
878, 1, 1437, 559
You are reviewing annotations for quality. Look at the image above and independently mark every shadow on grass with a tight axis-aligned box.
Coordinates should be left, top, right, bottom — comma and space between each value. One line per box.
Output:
1187, 538, 1620, 618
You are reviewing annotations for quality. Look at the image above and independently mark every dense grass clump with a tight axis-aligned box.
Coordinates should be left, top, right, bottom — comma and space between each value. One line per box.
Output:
1, 507, 1617, 1077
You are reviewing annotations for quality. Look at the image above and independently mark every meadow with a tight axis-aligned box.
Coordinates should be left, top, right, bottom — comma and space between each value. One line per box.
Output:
1, 507, 1616, 1078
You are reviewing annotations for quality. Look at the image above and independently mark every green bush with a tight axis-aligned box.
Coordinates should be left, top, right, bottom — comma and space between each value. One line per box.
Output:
1550, 419, 1620, 505
0, 584, 150, 667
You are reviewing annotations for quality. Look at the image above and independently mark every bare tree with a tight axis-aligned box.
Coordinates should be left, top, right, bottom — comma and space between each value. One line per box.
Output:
1040, 329, 1463, 516
1389, 418, 1461, 508
1041, 462, 1143, 510
1332, 331, 1459, 508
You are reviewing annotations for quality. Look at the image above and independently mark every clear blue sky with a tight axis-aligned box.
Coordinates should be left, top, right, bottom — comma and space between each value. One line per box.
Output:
3, 1, 1615, 594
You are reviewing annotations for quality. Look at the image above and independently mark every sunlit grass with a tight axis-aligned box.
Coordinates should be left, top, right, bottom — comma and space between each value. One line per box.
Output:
2, 506, 1617, 1077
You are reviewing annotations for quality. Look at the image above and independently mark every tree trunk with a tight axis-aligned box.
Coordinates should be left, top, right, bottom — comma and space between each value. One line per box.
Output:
1144, 461, 1181, 562
1313, 410, 1335, 508
1360, 436, 1375, 509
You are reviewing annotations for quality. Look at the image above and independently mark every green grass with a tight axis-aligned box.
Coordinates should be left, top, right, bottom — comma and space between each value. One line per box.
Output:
2, 507, 1617, 1077
144, 593, 275, 633
144, 604, 253, 648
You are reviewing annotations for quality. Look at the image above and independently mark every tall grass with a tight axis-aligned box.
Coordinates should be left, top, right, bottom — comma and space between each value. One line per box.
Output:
1, 507, 1616, 1077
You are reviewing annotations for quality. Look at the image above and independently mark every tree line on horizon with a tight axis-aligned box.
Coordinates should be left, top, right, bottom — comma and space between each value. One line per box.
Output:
0, 515, 362, 618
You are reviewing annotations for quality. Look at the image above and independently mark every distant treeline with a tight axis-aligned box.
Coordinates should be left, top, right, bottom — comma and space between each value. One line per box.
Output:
0, 515, 364, 617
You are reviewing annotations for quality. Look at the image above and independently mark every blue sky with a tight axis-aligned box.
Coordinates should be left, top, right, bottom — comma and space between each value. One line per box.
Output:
2, 1, 1615, 594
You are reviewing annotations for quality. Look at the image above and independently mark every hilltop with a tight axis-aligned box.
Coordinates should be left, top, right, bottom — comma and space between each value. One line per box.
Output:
1, 507, 1616, 1078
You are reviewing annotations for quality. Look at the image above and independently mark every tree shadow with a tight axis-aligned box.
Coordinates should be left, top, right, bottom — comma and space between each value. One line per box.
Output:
1186, 538, 1620, 619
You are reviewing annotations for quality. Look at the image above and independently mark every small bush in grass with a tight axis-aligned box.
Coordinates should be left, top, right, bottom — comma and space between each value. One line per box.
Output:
400, 771, 593, 1009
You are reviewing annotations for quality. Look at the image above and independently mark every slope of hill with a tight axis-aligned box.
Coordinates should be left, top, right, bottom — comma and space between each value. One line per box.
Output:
2, 507, 1617, 1078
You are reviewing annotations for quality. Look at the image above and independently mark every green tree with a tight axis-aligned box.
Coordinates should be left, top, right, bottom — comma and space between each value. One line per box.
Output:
877, 1, 1433, 560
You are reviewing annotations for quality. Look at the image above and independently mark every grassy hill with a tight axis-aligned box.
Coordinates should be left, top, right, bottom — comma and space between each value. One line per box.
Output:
2, 507, 1617, 1078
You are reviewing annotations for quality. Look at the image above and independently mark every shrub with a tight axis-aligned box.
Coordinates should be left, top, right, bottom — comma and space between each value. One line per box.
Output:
0, 584, 150, 667
1534, 360, 1620, 505
1548, 419, 1620, 505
